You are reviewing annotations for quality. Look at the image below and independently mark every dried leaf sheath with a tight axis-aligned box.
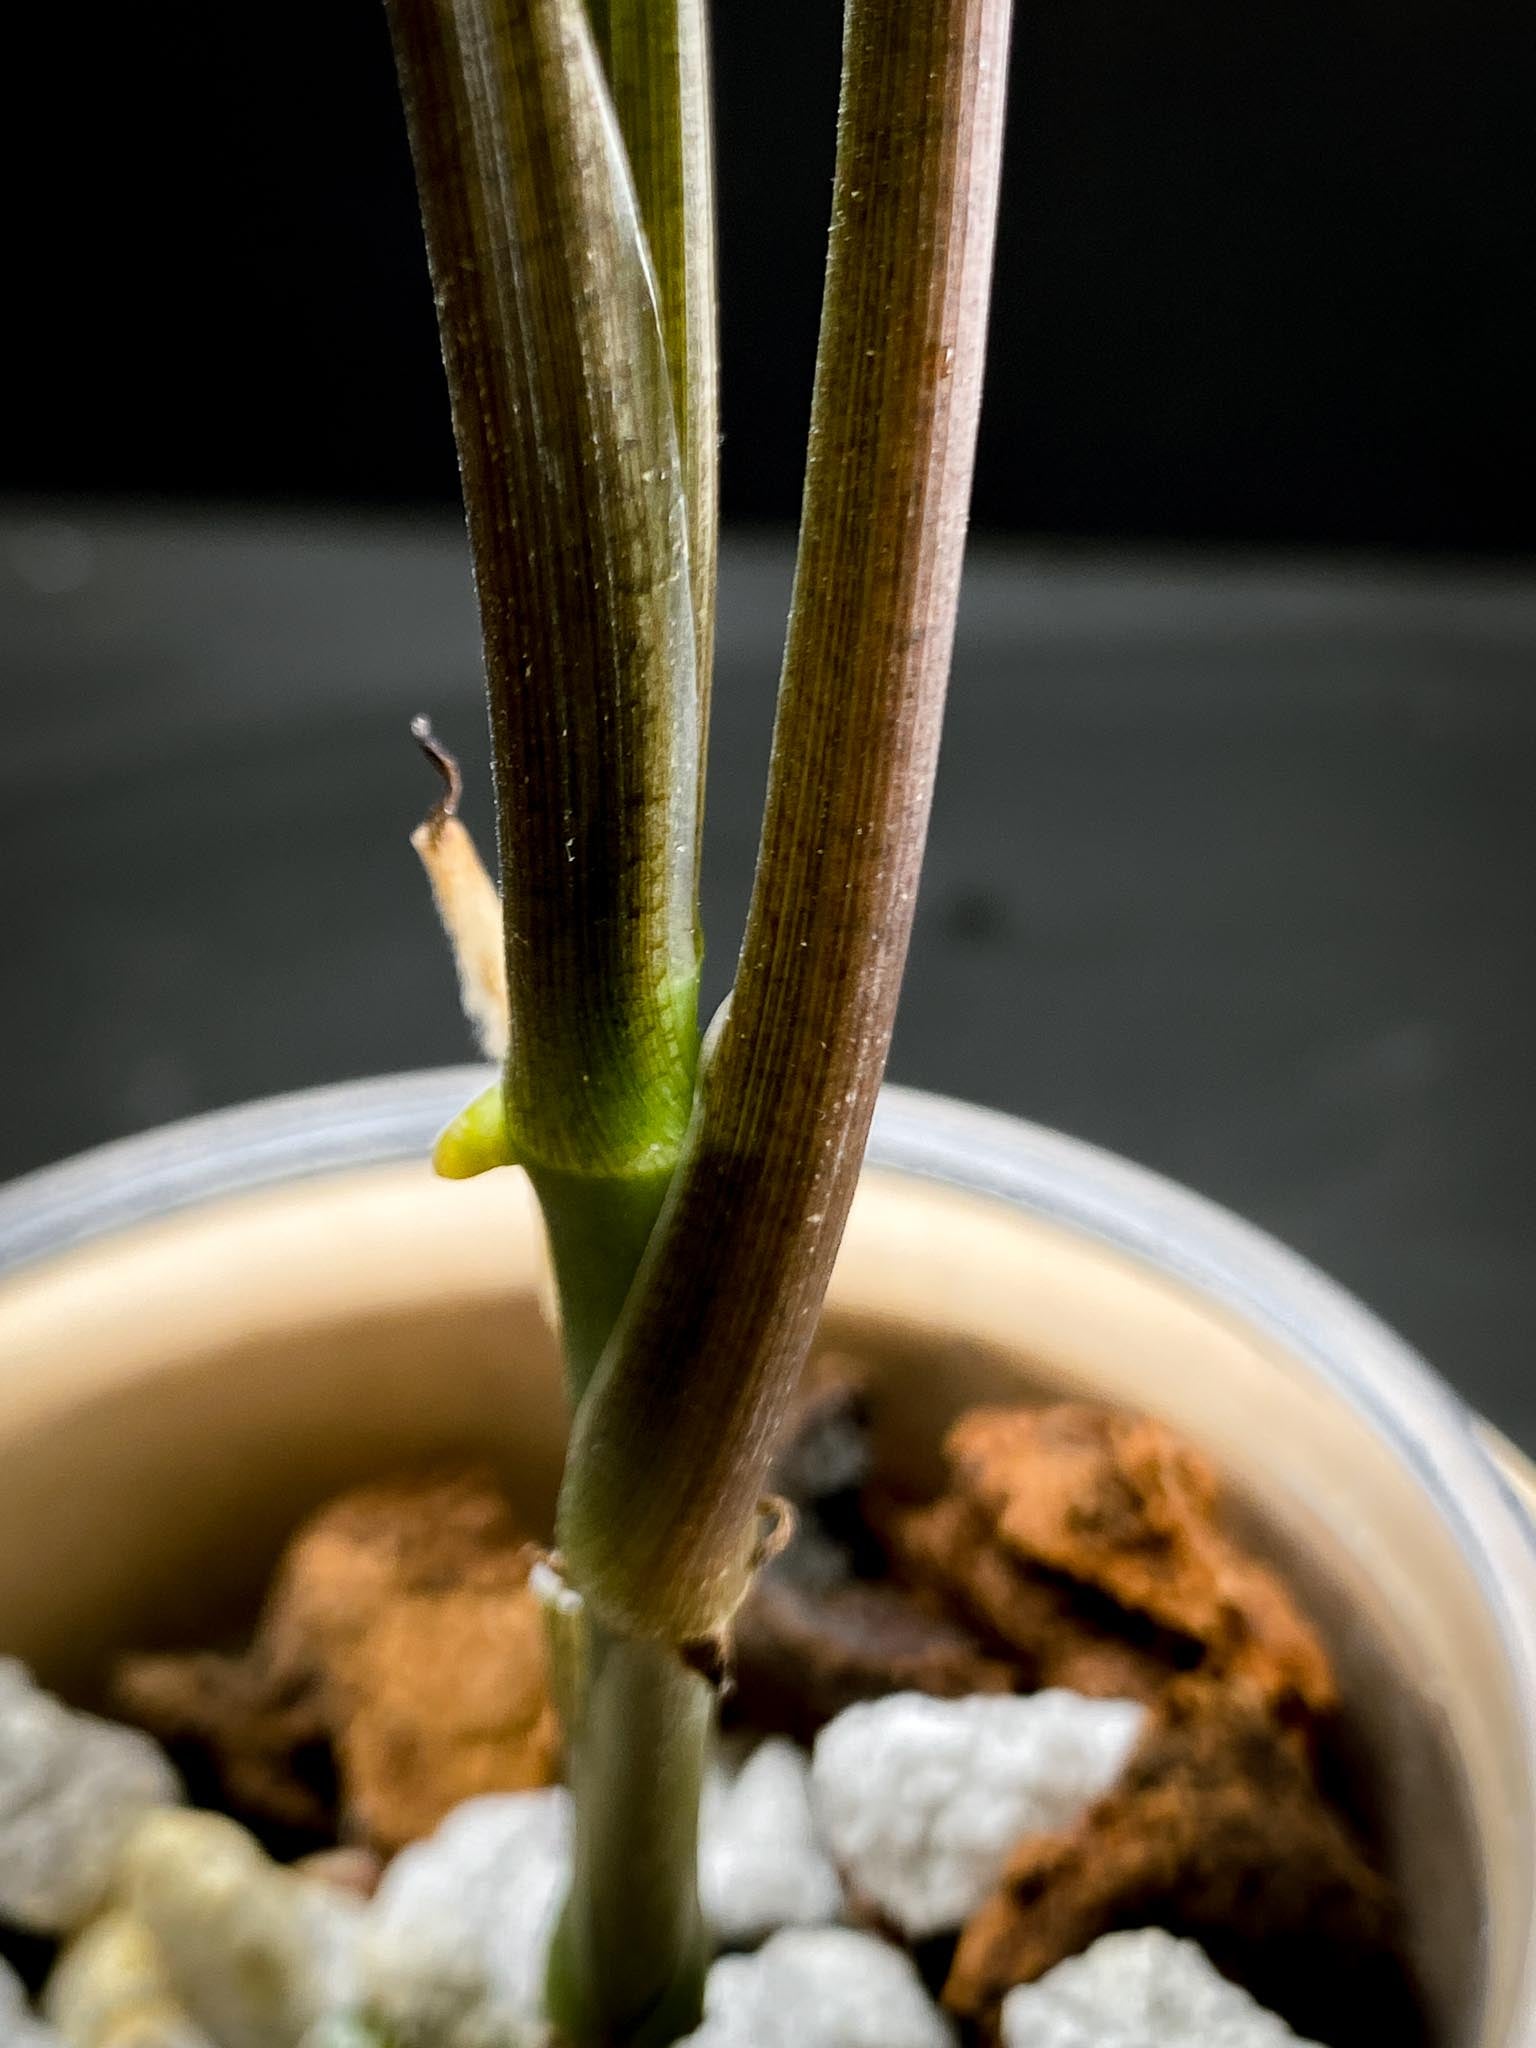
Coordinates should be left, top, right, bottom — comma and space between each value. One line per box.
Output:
560, 0, 1015, 1645
409, 718, 510, 1063
386, 0, 701, 1189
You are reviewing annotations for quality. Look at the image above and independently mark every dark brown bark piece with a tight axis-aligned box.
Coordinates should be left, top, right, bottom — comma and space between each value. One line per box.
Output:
114, 1467, 560, 1855
728, 1370, 1017, 1737
903, 1405, 1334, 1717
113, 1649, 335, 1842
893, 1495, 1187, 1703
945, 1681, 1398, 2038
731, 1571, 1015, 1743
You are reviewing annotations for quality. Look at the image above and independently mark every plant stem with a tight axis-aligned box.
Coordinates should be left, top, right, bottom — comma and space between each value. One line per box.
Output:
387, 2, 715, 2040
393, 0, 1011, 2032
533, 1166, 681, 1392
386, 0, 702, 1265
560, 0, 1014, 1652
545, 1626, 712, 2048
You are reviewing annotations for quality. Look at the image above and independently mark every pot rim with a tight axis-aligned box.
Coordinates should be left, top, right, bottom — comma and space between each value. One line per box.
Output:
3, 1062, 1531, 1631
1, 1068, 1534, 2039
3, 1069, 1533, 1551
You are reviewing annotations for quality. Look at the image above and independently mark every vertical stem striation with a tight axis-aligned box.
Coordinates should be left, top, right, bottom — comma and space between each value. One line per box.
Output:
560, 0, 1015, 1648
386, 0, 701, 1244
588, 0, 719, 801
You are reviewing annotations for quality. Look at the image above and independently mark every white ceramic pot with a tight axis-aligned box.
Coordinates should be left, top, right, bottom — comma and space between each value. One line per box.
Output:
0, 1072, 1531, 2046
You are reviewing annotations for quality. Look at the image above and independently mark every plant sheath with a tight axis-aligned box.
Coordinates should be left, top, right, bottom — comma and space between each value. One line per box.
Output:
386, 0, 702, 1401
588, 0, 719, 807
560, 0, 1015, 1653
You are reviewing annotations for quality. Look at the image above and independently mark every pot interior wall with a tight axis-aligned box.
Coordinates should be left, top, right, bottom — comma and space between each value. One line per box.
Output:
0, 1160, 1527, 2048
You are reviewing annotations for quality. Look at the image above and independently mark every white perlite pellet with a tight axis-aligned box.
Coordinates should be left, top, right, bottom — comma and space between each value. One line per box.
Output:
699, 1740, 843, 1946
44, 1908, 214, 2048
678, 1928, 953, 2048
999, 1929, 1329, 2048
118, 1811, 363, 2048
358, 1789, 571, 2048
810, 1689, 1146, 1937
0, 1660, 181, 1935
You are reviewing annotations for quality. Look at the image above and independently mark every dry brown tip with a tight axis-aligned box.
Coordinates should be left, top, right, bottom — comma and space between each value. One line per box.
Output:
411, 713, 463, 837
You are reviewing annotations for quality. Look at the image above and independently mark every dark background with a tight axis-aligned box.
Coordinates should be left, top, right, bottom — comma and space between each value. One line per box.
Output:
8, 0, 1536, 550
2, 3, 1534, 1447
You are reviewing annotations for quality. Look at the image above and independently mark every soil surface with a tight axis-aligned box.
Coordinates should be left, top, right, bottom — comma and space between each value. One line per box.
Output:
108, 1378, 1416, 2044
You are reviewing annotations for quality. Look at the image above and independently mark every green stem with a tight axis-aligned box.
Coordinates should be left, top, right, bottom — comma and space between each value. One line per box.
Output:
545, 1625, 712, 2048
533, 1178, 714, 2048
532, 1168, 679, 1399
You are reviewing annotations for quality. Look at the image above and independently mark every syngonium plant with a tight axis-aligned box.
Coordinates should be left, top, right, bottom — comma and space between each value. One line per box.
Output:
385, 0, 1012, 2037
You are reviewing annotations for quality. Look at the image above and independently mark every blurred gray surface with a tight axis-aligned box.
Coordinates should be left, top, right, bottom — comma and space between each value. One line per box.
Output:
2, 503, 1533, 1448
